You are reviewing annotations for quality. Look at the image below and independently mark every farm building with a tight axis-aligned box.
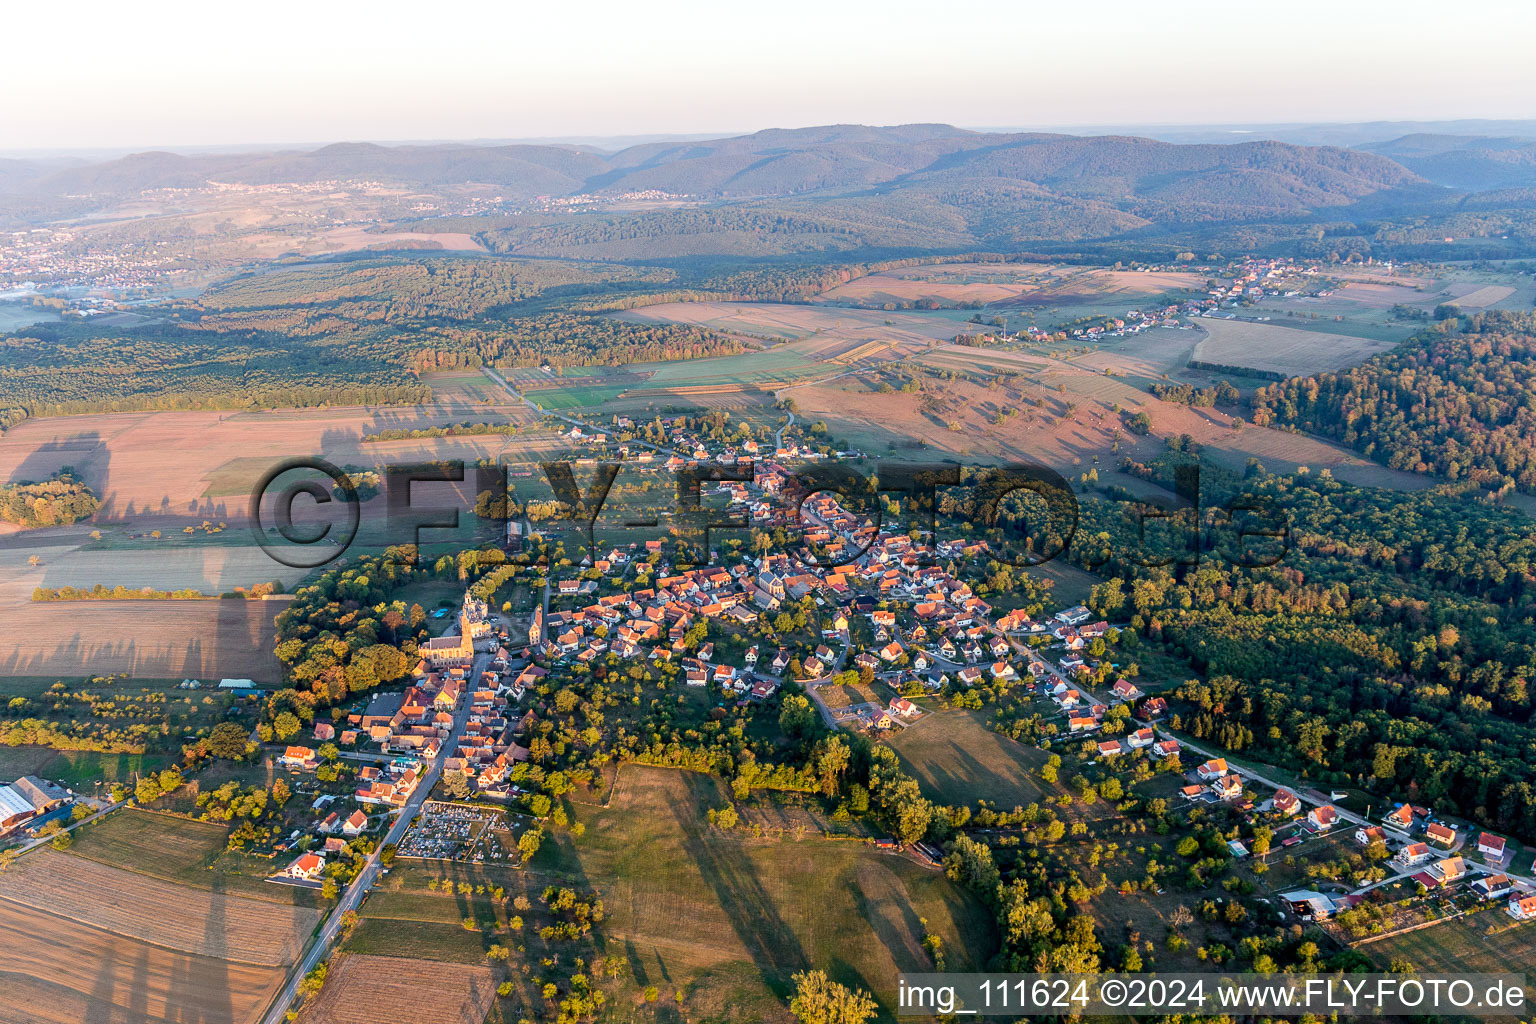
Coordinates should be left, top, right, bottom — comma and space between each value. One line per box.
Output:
0, 776, 69, 834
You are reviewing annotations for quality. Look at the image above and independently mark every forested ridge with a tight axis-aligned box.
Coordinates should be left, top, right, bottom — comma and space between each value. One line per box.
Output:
0, 255, 746, 416
1252, 310, 1536, 494
1076, 451, 1536, 842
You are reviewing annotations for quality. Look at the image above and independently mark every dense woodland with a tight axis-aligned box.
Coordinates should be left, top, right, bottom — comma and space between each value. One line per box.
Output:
1252, 310, 1536, 494
1077, 450, 1536, 843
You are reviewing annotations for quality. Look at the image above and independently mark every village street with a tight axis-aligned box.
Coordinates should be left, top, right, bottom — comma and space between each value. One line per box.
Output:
259, 649, 487, 1024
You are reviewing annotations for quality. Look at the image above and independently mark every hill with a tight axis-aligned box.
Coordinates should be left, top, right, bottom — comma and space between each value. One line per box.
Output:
14, 124, 1536, 259
1358, 133, 1536, 190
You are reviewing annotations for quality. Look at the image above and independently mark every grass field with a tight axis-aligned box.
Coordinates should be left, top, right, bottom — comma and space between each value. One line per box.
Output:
0, 745, 174, 788
298, 954, 497, 1024
361, 765, 996, 1021
561, 767, 996, 1016
889, 709, 1051, 807
0, 898, 286, 1024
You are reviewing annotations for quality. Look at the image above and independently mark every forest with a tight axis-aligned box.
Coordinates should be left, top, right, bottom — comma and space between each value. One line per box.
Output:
1251, 310, 1536, 494
0, 255, 749, 416
1074, 449, 1536, 843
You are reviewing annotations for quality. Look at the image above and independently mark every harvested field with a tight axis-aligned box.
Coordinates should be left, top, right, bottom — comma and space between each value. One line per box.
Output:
0, 899, 286, 1024
1192, 319, 1394, 376
0, 586, 287, 681
0, 848, 321, 965
1067, 327, 1202, 381
889, 709, 1051, 807
0, 401, 533, 527
298, 955, 497, 1024
817, 263, 1204, 308
1449, 284, 1516, 308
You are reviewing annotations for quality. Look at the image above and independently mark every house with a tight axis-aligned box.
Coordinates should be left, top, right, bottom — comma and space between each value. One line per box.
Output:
1474, 874, 1514, 900
1425, 822, 1457, 848
1141, 697, 1168, 718
1395, 842, 1433, 867
1430, 856, 1466, 884
1383, 804, 1415, 830
0, 775, 69, 834
1097, 740, 1123, 758
889, 698, 920, 719
285, 852, 325, 881
1210, 774, 1243, 800
279, 745, 319, 770
1272, 789, 1301, 816
1127, 728, 1155, 749
1510, 894, 1536, 921
1151, 740, 1181, 760
341, 810, 368, 837
1109, 679, 1143, 702
1355, 826, 1386, 846
1196, 758, 1228, 781
313, 722, 336, 741
1477, 833, 1507, 859
1067, 716, 1098, 732
1307, 805, 1339, 830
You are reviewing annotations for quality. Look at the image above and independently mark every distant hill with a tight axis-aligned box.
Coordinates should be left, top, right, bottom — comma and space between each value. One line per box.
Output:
13, 124, 1536, 259
1357, 134, 1536, 190
5, 124, 1420, 208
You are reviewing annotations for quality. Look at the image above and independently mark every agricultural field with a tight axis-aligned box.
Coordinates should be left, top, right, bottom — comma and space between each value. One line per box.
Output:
0, 846, 322, 964
815, 262, 1207, 313
298, 954, 497, 1024
59, 806, 318, 906
0, 898, 287, 1024
1249, 265, 1535, 330
1191, 319, 1397, 376
0, 581, 287, 681
1364, 911, 1536, 990
889, 709, 1051, 807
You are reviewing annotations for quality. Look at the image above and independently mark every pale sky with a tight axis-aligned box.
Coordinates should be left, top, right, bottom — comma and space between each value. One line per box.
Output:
8, 0, 1536, 151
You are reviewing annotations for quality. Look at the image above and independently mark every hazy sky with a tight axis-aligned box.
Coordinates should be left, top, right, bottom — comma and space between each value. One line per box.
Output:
9, 0, 1536, 151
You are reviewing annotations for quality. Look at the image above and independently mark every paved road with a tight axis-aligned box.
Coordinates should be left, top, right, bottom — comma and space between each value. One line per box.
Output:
259, 650, 486, 1024
774, 408, 796, 450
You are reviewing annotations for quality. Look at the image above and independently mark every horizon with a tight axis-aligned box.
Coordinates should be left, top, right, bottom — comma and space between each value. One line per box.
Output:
9, 116, 1536, 162
8, 0, 1536, 151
